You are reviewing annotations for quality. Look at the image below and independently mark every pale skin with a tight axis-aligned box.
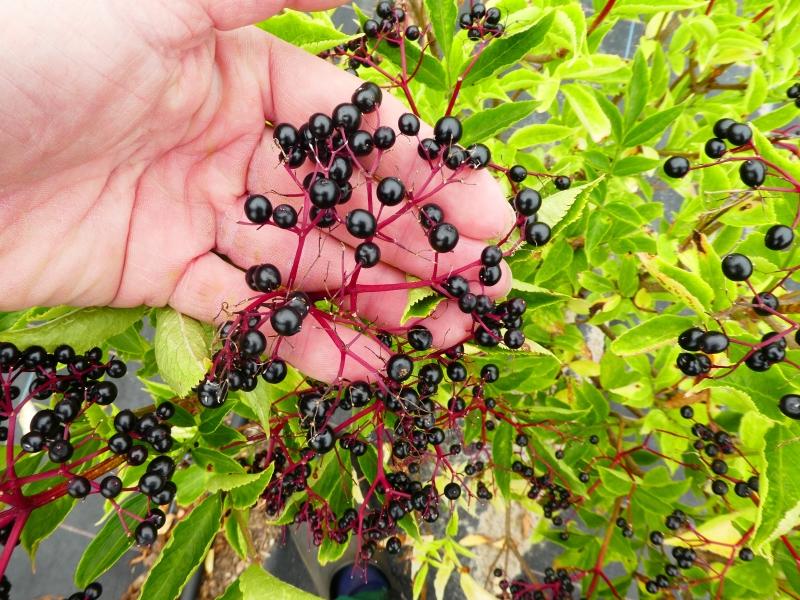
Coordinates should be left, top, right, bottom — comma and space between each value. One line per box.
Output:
0, 0, 516, 383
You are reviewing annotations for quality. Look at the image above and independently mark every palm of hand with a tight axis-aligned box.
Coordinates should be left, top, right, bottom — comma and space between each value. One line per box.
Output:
0, 0, 514, 381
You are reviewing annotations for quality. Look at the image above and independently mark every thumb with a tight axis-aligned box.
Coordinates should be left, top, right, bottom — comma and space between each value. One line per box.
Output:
197, 0, 350, 31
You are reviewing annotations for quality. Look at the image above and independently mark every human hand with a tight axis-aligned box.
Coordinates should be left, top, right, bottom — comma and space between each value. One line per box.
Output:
0, 0, 515, 382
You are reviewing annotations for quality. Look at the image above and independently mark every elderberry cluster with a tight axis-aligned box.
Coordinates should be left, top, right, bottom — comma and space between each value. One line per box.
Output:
0, 342, 177, 588
459, 3, 505, 40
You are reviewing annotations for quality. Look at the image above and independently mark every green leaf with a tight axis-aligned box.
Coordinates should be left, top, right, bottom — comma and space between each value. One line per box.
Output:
401, 281, 445, 324
508, 123, 576, 147
380, 38, 447, 90
624, 48, 649, 128
424, 0, 457, 65
612, 156, 662, 176
536, 178, 603, 233
75, 494, 148, 588
224, 510, 250, 561
21, 496, 73, 566
0, 307, 146, 352
492, 420, 514, 499
464, 12, 555, 85
753, 424, 800, 552
239, 564, 322, 599
139, 494, 223, 600
257, 10, 359, 55
226, 465, 275, 510
622, 106, 682, 148
638, 254, 713, 315
154, 307, 211, 397
461, 101, 537, 146
561, 83, 611, 143
610, 315, 695, 356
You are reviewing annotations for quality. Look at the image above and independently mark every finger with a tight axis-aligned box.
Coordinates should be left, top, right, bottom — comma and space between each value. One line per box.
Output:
169, 252, 389, 382
197, 0, 350, 31
259, 35, 517, 241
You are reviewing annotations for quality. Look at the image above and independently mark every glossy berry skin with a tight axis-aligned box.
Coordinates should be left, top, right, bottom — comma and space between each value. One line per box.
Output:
408, 325, 433, 351
678, 327, 705, 351
752, 292, 779, 316
677, 353, 703, 376
272, 204, 298, 229
480, 265, 502, 286
373, 126, 396, 150
247, 263, 281, 293
713, 118, 736, 138
779, 394, 800, 419
271, 306, 302, 336
764, 224, 794, 250
428, 223, 459, 252
273, 123, 299, 152
346, 209, 377, 239
332, 102, 362, 133
377, 177, 406, 206
481, 245, 503, 267
355, 242, 380, 267
387, 354, 413, 382
443, 482, 461, 499
405, 25, 421, 41
419, 203, 443, 230
514, 188, 541, 216
398, 113, 420, 136
308, 113, 333, 139
135, 522, 158, 546
726, 122, 752, 146
100, 475, 123, 499
349, 130, 374, 156
433, 116, 463, 145
262, 359, 288, 384
309, 177, 340, 209
67, 476, 91, 499
466, 143, 491, 169
711, 479, 728, 495
554, 175, 570, 190
352, 82, 382, 113
739, 159, 766, 187
308, 426, 335, 453
239, 330, 266, 356
721, 253, 753, 281
739, 547, 754, 561
664, 156, 690, 178
524, 221, 551, 246
244, 195, 272, 224
700, 332, 729, 354
508, 165, 527, 182
788, 83, 800, 99
704, 138, 726, 159
418, 138, 441, 161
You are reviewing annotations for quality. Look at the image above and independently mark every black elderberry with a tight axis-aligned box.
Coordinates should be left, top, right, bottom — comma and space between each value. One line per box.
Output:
407, 325, 433, 351
514, 188, 541, 216
428, 223, 459, 252
398, 113, 420, 136
726, 122, 752, 146
713, 118, 736, 138
135, 521, 158, 546
346, 209, 377, 239
20, 432, 44, 453
100, 475, 123, 499
711, 479, 728, 495
664, 156, 690, 178
387, 354, 413, 382
650, 530, 664, 545
272, 204, 298, 228
271, 306, 302, 337
466, 143, 491, 169
348, 130, 375, 156
419, 203, 443, 230
244, 194, 272, 224
53, 344, 75, 364
721, 253, 752, 281
745, 350, 770, 372
524, 221, 551, 246
418, 138, 441, 161
377, 177, 406, 206
332, 103, 362, 133
67, 476, 91, 499
443, 482, 461, 500
48, 439, 74, 463
373, 126, 396, 150
355, 242, 381, 267
443, 146, 466, 169
127, 445, 148, 466
433, 116, 463, 145
704, 137, 726, 159
479, 265, 502, 286
680, 406, 694, 419
352, 82, 382, 114
405, 25, 421, 41
739, 159, 766, 187
273, 123, 299, 152
779, 394, 800, 420
764, 224, 794, 251
508, 165, 527, 182
700, 331, 728, 354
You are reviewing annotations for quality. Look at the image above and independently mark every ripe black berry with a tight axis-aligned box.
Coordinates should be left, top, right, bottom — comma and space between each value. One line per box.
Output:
428, 223, 459, 252
721, 253, 752, 281
753, 292, 779, 316
704, 138, 726, 159
100, 475, 123, 499
308, 426, 335, 453
700, 331, 728, 354
273, 204, 298, 228
405, 25, 421, 41
346, 209, 377, 239
764, 224, 794, 250
739, 159, 766, 187
67, 476, 91, 499
514, 188, 541, 216
418, 138, 441, 161
420, 203, 443, 229
726, 123, 752, 146
739, 547, 754, 561
711, 479, 728, 495
713, 118, 736, 138
387, 354, 413, 382
433, 116, 463, 145
274, 123, 299, 152
377, 177, 406, 206
244, 195, 272, 224
309, 177, 340, 209
398, 113, 420, 136
48, 439, 74, 463
779, 394, 800, 419
352, 82, 382, 113
664, 156, 690, 178
271, 306, 302, 337
349, 130, 375, 156
466, 143, 491, 169
524, 221, 551, 246
443, 482, 461, 499
408, 325, 433, 351
680, 406, 694, 419
373, 126, 396, 150
678, 327, 705, 351
135, 521, 158, 546
332, 103, 362, 133
355, 242, 381, 267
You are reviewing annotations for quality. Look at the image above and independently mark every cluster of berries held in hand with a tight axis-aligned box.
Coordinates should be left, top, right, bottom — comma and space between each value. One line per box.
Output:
0, 342, 175, 550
